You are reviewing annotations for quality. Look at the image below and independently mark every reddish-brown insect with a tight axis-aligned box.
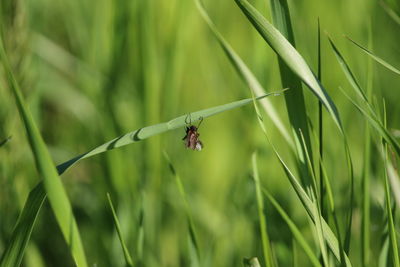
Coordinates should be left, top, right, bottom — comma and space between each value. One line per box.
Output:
182, 116, 203, 151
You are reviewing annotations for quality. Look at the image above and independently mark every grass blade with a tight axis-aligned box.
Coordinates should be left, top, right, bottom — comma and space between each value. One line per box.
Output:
2, 90, 282, 266
345, 36, 400, 76
0, 32, 88, 267
0, 184, 46, 267
381, 104, 400, 267
263, 189, 322, 267
340, 89, 400, 157
194, 0, 294, 149
380, 0, 400, 26
163, 152, 200, 261
56, 92, 285, 174
269, 0, 314, 187
298, 131, 329, 267
249, 93, 351, 266
361, 26, 373, 266
317, 18, 324, 216
106, 193, 134, 267
252, 153, 274, 267
270, 144, 352, 266
328, 37, 369, 105
234, 0, 343, 131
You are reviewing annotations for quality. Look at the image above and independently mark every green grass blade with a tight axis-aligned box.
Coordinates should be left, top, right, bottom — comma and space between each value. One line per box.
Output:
361, 26, 373, 266
252, 153, 274, 267
0, 184, 46, 267
317, 18, 324, 216
270, 144, 352, 266
380, 0, 400, 26
269, 0, 314, 187
263, 189, 322, 267
298, 131, 329, 267
345, 36, 400, 76
340, 89, 400, 157
2, 90, 279, 266
249, 94, 351, 266
106, 193, 134, 267
243, 257, 262, 267
382, 102, 400, 267
0, 33, 88, 267
342, 141, 355, 254
327, 37, 369, 105
136, 196, 144, 264
163, 152, 200, 261
234, 0, 343, 131
56, 92, 285, 174
194, 0, 294, 149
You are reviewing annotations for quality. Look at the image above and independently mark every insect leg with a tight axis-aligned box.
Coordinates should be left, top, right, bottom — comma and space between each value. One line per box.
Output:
197, 116, 204, 129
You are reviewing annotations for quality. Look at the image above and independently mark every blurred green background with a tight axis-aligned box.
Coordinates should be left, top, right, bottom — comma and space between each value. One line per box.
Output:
1, 0, 400, 266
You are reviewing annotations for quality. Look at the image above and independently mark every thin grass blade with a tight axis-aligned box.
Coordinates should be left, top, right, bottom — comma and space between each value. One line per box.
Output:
0, 33, 88, 267
263, 189, 321, 267
1, 92, 282, 266
340, 89, 400, 156
194, 0, 293, 149
249, 90, 351, 266
361, 25, 373, 266
328, 37, 369, 105
380, 0, 400, 26
345, 36, 400, 76
163, 152, 200, 261
252, 153, 274, 267
234, 0, 343, 131
381, 105, 400, 267
298, 131, 329, 267
106, 193, 134, 267
269, 0, 314, 187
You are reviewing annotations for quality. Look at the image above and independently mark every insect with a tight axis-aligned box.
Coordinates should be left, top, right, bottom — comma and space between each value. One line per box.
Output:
182, 115, 204, 151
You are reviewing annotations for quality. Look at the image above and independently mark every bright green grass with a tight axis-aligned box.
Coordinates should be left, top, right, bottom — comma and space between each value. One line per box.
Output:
1, 0, 400, 266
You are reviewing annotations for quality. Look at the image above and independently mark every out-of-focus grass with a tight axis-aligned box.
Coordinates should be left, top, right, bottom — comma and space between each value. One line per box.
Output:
1, 0, 400, 266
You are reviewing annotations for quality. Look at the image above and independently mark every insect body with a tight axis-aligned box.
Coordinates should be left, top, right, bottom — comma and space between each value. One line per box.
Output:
183, 116, 203, 151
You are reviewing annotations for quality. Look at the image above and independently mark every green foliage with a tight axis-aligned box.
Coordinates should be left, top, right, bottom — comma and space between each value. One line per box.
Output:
1, 0, 400, 266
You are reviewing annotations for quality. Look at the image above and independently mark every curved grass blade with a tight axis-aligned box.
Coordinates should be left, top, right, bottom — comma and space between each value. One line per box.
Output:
298, 131, 329, 267
0, 34, 88, 267
163, 152, 200, 262
340, 89, 400, 156
330, 37, 400, 156
106, 193, 134, 267
57, 92, 284, 174
252, 153, 274, 267
345, 36, 400, 76
381, 105, 400, 267
270, 144, 352, 266
2, 93, 284, 266
269, 0, 314, 187
263, 189, 321, 267
0, 184, 46, 267
380, 0, 400, 26
328, 37, 369, 105
250, 89, 351, 266
194, 0, 294, 149
234, 0, 343, 131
